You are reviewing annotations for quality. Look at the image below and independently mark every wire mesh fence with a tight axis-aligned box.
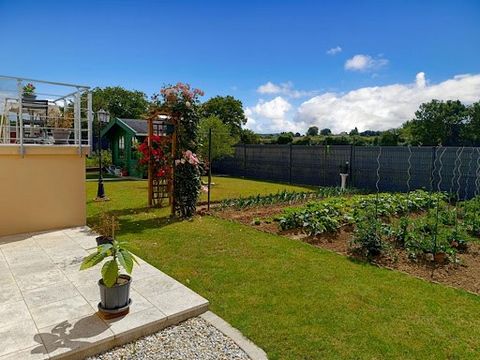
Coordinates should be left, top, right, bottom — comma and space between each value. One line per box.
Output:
212, 144, 480, 199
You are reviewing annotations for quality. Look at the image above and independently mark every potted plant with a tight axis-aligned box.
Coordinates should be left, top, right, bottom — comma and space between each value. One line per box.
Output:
92, 212, 119, 246
80, 236, 137, 318
22, 83, 36, 100
47, 108, 73, 144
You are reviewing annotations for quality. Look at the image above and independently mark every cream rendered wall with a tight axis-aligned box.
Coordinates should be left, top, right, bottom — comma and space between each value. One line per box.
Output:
0, 146, 88, 237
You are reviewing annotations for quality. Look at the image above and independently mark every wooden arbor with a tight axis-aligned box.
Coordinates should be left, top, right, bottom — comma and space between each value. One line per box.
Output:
146, 108, 177, 214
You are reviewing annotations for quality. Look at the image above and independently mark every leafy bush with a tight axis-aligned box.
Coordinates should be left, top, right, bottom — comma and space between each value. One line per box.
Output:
351, 217, 387, 258
404, 217, 469, 259
85, 150, 113, 168
280, 199, 346, 235
463, 197, 480, 236
393, 216, 411, 247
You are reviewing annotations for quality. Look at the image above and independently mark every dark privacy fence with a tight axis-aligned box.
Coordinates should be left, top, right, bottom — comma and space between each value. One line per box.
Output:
213, 145, 480, 199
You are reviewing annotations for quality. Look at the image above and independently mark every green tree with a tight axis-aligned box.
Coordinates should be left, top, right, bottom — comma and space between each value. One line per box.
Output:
378, 130, 401, 146
198, 116, 238, 161
201, 96, 247, 136
349, 127, 359, 136
320, 128, 332, 136
464, 102, 480, 145
91, 86, 150, 119
276, 132, 294, 144
404, 100, 468, 146
240, 128, 261, 144
307, 126, 319, 136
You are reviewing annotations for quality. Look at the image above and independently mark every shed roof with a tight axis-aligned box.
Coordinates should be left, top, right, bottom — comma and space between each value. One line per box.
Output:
119, 118, 148, 136
101, 118, 148, 138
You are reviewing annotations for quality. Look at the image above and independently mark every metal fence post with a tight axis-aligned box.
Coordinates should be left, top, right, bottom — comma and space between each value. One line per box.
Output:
289, 144, 292, 184
17, 79, 24, 157
207, 128, 212, 211
349, 144, 354, 188
243, 144, 247, 178
87, 91, 93, 152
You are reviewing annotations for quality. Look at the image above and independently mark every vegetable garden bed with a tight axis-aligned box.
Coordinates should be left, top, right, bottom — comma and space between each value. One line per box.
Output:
215, 189, 480, 295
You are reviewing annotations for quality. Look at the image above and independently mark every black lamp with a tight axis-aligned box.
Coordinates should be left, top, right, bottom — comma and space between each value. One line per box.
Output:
96, 109, 110, 200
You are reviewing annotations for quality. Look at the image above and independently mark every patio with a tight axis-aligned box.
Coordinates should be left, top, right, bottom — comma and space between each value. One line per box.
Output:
0, 227, 209, 360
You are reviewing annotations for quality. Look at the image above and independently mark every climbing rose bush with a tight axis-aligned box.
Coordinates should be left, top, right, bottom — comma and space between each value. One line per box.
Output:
174, 150, 202, 217
138, 135, 171, 179
155, 83, 204, 217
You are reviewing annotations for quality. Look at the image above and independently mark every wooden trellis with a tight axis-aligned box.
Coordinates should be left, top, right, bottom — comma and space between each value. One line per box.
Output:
147, 109, 176, 213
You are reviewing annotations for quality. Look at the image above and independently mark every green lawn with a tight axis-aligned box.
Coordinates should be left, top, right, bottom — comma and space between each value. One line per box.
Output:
86, 178, 480, 359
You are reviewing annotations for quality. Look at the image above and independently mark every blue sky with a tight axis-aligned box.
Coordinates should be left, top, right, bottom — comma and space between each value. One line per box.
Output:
1, 0, 479, 133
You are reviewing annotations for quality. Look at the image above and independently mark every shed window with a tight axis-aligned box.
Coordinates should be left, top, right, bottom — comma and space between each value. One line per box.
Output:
118, 136, 125, 159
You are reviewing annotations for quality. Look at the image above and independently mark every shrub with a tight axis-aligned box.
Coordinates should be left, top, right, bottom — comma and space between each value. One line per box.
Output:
85, 150, 113, 168
351, 217, 386, 258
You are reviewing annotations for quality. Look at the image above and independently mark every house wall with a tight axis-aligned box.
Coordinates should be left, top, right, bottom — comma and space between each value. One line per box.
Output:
0, 145, 88, 237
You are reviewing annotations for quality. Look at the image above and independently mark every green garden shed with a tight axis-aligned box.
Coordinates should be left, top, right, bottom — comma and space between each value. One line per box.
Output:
100, 118, 147, 178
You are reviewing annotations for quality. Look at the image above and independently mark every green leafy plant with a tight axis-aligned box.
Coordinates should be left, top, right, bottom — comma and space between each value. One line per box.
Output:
446, 228, 469, 253
221, 187, 359, 210
278, 190, 441, 236
22, 83, 35, 95
80, 240, 138, 287
350, 217, 386, 258
85, 150, 113, 168
393, 216, 411, 247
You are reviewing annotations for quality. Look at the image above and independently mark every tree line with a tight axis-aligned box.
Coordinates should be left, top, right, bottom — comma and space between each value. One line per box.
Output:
297, 100, 480, 147
92, 86, 480, 159
91, 86, 259, 161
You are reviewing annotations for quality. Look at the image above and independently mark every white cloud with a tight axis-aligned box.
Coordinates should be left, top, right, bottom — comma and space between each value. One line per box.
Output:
245, 96, 303, 133
326, 46, 342, 55
256, 81, 316, 98
257, 82, 282, 94
415, 72, 426, 88
295, 72, 480, 133
344, 54, 388, 72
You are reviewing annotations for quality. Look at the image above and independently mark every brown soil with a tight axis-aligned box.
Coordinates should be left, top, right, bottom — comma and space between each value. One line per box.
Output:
214, 204, 480, 295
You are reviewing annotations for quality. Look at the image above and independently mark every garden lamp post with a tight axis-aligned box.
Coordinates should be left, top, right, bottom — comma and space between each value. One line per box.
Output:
96, 109, 110, 200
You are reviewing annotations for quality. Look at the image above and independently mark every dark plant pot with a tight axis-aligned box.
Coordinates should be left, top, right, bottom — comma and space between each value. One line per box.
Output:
95, 236, 113, 246
98, 274, 131, 316
52, 129, 72, 144
434, 252, 447, 264
23, 94, 37, 101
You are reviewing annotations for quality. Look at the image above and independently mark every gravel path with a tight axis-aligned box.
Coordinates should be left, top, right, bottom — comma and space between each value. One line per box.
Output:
88, 317, 251, 360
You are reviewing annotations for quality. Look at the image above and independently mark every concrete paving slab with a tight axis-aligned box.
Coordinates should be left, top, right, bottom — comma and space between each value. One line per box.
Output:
0, 228, 209, 359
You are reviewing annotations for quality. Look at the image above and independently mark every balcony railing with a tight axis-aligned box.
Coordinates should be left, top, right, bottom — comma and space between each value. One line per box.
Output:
0, 75, 92, 155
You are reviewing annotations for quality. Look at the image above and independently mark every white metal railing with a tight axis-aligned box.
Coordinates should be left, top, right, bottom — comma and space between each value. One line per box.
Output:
0, 75, 92, 155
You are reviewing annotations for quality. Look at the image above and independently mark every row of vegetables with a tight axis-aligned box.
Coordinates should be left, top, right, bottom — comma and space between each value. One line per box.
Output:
277, 190, 480, 261
220, 187, 359, 209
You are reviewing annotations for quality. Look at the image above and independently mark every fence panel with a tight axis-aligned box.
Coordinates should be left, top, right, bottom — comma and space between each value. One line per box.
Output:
291, 145, 323, 185
213, 145, 480, 198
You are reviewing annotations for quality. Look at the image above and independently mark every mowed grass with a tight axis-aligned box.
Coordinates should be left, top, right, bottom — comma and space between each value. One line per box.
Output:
86, 178, 480, 359
86, 176, 313, 221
